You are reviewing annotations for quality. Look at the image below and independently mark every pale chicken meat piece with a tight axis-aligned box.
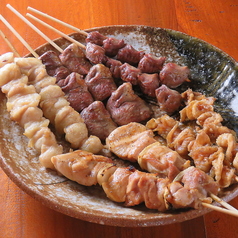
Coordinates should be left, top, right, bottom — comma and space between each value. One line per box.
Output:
51, 150, 113, 186
102, 167, 134, 202
106, 122, 157, 162
138, 142, 190, 180
0, 52, 14, 67
166, 167, 219, 209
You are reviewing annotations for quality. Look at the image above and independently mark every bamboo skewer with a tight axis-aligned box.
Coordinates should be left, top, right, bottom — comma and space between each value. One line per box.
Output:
0, 14, 39, 58
2, 5, 238, 219
6, 4, 63, 53
0, 30, 20, 57
27, 6, 88, 36
26, 13, 86, 49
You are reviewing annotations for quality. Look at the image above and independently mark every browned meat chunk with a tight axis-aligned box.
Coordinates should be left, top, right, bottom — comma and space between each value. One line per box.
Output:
119, 63, 141, 85
102, 37, 126, 57
58, 72, 94, 112
155, 85, 182, 113
104, 58, 122, 79
85, 64, 117, 101
59, 43, 92, 76
86, 31, 108, 46
39, 51, 70, 81
106, 82, 152, 125
160, 63, 190, 88
138, 73, 160, 97
85, 42, 107, 64
54, 66, 71, 82
116, 45, 145, 65
81, 101, 117, 140
138, 54, 166, 73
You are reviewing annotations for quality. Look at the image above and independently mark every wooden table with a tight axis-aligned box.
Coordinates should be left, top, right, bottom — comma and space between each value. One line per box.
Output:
0, 0, 238, 237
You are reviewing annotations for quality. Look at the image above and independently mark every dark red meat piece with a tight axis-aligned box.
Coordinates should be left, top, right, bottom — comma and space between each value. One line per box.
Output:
59, 43, 92, 76
138, 54, 166, 73
138, 73, 160, 97
119, 63, 141, 85
155, 85, 182, 113
58, 72, 94, 112
116, 45, 145, 65
106, 82, 152, 125
160, 63, 190, 88
104, 58, 122, 79
85, 64, 117, 101
85, 42, 107, 64
81, 101, 117, 140
86, 31, 108, 46
103, 37, 126, 57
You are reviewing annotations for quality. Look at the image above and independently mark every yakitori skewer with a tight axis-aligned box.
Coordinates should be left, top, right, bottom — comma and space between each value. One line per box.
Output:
6, 4, 63, 53
2, 5, 238, 218
0, 30, 20, 57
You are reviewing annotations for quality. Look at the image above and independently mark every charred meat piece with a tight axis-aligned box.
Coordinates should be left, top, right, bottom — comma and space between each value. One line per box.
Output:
138, 54, 166, 73
102, 37, 126, 57
104, 58, 122, 79
155, 85, 182, 113
81, 101, 117, 140
119, 63, 141, 85
85, 64, 117, 101
160, 63, 190, 88
58, 72, 94, 112
138, 73, 160, 97
116, 45, 145, 65
59, 43, 92, 76
86, 31, 108, 46
106, 82, 152, 125
39, 51, 70, 81
85, 42, 107, 64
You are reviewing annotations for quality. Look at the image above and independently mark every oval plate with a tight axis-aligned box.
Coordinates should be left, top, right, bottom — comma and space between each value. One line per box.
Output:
1, 25, 238, 227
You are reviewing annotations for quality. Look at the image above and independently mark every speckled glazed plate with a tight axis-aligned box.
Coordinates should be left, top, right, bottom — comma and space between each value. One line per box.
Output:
1, 25, 238, 227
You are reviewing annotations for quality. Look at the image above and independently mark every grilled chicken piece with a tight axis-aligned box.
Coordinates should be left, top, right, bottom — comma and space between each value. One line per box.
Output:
138, 142, 190, 180
106, 122, 157, 162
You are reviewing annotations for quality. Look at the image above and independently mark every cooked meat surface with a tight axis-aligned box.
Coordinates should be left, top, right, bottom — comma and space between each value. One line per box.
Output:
85, 64, 117, 101
59, 43, 92, 76
138, 54, 166, 73
106, 82, 152, 125
138, 73, 160, 97
119, 63, 141, 85
57, 72, 94, 112
155, 85, 182, 113
81, 101, 117, 140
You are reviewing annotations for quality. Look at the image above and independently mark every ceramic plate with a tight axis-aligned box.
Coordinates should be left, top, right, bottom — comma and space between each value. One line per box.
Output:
1, 25, 238, 227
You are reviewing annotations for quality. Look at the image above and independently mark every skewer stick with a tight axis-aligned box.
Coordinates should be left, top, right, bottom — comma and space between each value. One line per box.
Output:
0, 30, 20, 57
0, 14, 39, 58
210, 193, 238, 212
6, 4, 63, 53
202, 202, 238, 217
26, 13, 86, 49
27, 6, 88, 36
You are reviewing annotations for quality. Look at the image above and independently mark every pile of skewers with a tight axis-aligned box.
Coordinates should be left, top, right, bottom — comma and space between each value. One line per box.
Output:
1, 4, 238, 218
